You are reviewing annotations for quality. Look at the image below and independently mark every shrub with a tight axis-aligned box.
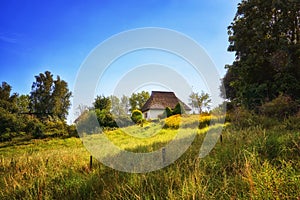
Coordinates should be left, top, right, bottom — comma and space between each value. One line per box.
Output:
165, 107, 173, 117
226, 107, 257, 128
95, 109, 117, 128
260, 94, 298, 119
131, 110, 143, 124
172, 102, 186, 115
44, 120, 68, 137
163, 114, 181, 129
67, 124, 78, 137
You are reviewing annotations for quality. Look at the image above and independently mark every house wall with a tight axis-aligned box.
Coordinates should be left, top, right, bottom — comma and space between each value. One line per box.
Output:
143, 109, 164, 119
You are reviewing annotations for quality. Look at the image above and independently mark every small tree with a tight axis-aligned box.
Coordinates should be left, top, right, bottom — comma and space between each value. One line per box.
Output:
189, 91, 211, 114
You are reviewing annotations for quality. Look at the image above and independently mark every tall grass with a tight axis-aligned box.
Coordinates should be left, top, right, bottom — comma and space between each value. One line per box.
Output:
0, 118, 299, 199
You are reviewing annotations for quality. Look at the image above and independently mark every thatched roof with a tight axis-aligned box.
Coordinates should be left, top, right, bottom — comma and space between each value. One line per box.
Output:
141, 91, 191, 112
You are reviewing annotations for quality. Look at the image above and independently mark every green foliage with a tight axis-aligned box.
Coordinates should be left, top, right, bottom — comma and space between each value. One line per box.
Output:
260, 94, 298, 119
131, 109, 143, 124
223, 0, 300, 109
16, 94, 30, 113
165, 107, 173, 117
172, 102, 186, 115
94, 95, 111, 110
30, 71, 72, 120
0, 82, 18, 112
129, 91, 150, 111
95, 109, 117, 128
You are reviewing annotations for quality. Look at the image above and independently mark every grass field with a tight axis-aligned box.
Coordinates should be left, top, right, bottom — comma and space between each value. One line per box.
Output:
0, 116, 299, 199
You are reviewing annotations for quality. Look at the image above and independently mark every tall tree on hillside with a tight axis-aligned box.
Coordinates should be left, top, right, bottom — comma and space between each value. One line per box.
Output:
223, 0, 300, 108
30, 71, 72, 120
129, 91, 150, 111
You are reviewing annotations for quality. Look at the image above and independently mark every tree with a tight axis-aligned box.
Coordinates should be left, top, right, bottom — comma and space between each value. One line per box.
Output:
110, 95, 125, 116
120, 95, 130, 114
52, 76, 72, 119
94, 95, 111, 110
189, 91, 211, 114
30, 71, 72, 120
16, 94, 30, 113
0, 82, 18, 112
129, 91, 150, 111
223, 0, 300, 109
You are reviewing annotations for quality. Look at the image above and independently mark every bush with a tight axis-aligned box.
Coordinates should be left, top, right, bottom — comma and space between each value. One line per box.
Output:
44, 120, 68, 137
260, 94, 298, 119
95, 109, 117, 128
67, 124, 78, 137
131, 110, 143, 124
165, 107, 173, 117
226, 107, 257, 128
163, 114, 181, 129
172, 103, 186, 115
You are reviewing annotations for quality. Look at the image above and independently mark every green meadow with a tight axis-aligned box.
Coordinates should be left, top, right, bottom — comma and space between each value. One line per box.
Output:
1, 115, 299, 199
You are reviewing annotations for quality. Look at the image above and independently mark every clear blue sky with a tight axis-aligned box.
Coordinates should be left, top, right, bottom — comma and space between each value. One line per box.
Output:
0, 0, 240, 121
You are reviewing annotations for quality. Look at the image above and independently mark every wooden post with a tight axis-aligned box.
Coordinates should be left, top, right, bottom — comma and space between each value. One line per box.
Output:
89, 155, 93, 170
162, 148, 166, 165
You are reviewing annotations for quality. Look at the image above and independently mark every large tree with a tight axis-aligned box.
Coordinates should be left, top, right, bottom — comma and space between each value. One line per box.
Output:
223, 0, 300, 108
30, 71, 72, 120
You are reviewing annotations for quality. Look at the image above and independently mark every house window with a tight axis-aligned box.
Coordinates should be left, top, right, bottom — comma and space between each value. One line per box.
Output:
144, 112, 148, 119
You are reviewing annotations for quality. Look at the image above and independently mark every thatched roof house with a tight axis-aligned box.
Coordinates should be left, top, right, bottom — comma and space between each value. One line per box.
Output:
141, 91, 191, 119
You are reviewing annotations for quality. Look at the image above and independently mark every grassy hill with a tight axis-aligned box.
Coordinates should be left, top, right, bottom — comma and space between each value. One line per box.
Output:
0, 115, 299, 199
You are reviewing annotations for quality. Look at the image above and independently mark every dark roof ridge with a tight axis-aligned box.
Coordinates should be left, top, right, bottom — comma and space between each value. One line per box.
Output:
141, 91, 191, 112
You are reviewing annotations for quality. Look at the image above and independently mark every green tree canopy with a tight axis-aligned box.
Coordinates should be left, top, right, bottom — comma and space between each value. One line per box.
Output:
30, 71, 72, 120
129, 91, 150, 111
0, 82, 18, 112
223, 0, 300, 108
94, 95, 111, 110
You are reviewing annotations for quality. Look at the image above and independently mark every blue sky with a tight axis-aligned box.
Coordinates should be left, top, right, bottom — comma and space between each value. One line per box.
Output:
0, 0, 240, 121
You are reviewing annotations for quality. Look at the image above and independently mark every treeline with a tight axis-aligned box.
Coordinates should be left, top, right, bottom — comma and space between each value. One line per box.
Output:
75, 91, 150, 133
0, 71, 74, 141
76, 91, 213, 133
222, 0, 300, 118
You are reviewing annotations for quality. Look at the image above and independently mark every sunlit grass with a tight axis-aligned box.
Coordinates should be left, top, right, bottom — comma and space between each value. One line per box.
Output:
0, 117, 299, 199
